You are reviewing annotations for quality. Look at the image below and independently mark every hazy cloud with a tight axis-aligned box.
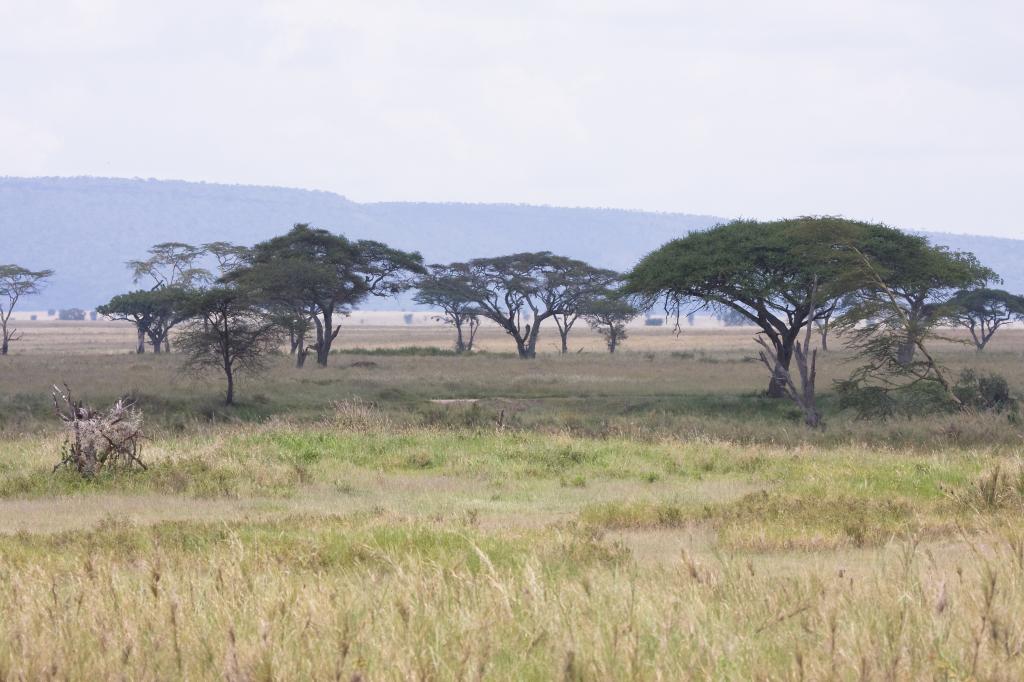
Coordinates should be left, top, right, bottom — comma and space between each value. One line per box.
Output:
1, 0, 1021, 236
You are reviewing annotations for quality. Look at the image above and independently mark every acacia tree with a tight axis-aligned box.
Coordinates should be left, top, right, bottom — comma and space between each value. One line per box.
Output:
176, 286, 282, 406
234, 224, 424, 366
549, 263, 621, 354
0, 265, 53, 355
414, 264, 480, 353
97, 289, 183, 354
128, 242, 212, 290
835, 247, 962, 416
583, 297, 639, 353
943, 288, 1024, 351
450, 252, 599, 359
127, 242, 213, 351
839, 235, 994, 364
203, 242, 251, 275
626, 217, 897, 397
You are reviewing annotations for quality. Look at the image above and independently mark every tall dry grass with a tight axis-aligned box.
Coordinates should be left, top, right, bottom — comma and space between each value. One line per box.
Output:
1, 516, 1024, 679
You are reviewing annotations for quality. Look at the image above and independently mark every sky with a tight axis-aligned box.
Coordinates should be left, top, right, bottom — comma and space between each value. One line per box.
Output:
2, 0, 1022, 237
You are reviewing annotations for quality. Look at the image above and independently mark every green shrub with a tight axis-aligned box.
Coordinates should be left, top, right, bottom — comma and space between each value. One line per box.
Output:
954, 370, 1018, 413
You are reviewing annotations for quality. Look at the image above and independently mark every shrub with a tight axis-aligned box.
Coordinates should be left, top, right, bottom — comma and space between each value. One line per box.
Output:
953, 370, 1018, 413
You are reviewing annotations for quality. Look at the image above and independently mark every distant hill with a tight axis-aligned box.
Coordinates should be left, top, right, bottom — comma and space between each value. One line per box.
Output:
1, 177, 1021, 309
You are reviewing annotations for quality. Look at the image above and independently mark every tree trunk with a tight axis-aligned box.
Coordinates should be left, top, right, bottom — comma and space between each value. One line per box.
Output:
516, 339, 531, 358
136, 328, 146, 354
152, 336, 162, 353
818, 322, 829, 352
766, 338, 795, 398
0, 336, 7, 356
296, 348, 308, 368
224, 364, 234, 405
315, 312, 339, 367
524, 323, 541, 359
896, 339, 916, 365
559, 328, 569, 354
454, 319, 466, 353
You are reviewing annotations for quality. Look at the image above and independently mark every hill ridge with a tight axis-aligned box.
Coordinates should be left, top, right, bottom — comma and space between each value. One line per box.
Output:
2, 176, 1020, 308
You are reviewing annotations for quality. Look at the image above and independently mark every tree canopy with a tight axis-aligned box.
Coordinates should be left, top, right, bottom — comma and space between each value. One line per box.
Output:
625, 216, 905, 396
234, 224, 424, 365
450, 252, 608, 358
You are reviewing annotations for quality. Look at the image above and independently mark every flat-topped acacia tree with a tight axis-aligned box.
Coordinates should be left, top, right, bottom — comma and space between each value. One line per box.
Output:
625, 217, 917, 397
234, 224, 424, 366
0, 264, 53, 356
444, 252, 613, 359
943, 288, 1024, 352
96, 288, 190, 354
414, 264, 481, 353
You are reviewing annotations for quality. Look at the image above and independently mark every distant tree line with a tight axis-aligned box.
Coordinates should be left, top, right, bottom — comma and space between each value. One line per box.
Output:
4, 216, 1021, 414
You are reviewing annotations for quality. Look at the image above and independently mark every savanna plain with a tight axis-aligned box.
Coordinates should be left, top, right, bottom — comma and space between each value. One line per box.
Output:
2, 320, 1024, 680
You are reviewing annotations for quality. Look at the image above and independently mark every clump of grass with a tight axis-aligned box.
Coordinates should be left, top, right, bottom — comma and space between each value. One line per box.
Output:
328, 398, 392, 431
946, 461, 1024, 512
0, 455, 301, 499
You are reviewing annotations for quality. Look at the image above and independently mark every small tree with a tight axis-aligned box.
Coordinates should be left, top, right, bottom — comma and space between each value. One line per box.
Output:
0, 265, 53, 355
840, 235, 994, 365
943, 288, 1024, 352
414, 264, 480, 353
176, 287, 282, 405
583, 297, 638, 353
836, 248, 961, 416
548, 263, 621, 354
97, 287, 189, 354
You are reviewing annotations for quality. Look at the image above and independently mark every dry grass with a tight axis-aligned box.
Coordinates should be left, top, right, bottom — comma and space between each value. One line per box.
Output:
2, 514, 1024, 679
2, 328, 1024, 678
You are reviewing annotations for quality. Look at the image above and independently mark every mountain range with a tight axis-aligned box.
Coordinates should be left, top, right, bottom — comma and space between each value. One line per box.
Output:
1, 176, 1021, 309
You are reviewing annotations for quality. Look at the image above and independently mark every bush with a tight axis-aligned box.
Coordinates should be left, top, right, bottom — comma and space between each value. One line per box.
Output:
838, 370, 1018, 420
954, 370, 1018, 413
836, 380, 950, 420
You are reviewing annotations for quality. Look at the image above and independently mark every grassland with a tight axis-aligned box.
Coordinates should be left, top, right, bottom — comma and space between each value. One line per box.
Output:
0, 322, 1023, 679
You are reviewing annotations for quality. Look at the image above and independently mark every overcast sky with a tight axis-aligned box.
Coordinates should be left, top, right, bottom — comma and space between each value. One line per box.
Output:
2, 1, 1022, 237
